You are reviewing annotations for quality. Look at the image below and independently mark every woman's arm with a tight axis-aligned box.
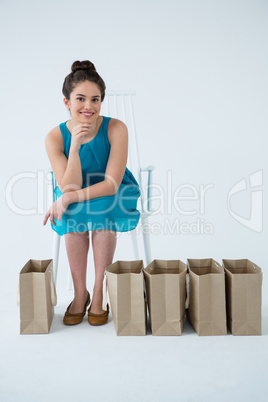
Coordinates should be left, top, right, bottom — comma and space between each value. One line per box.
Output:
45, 123, 91, 192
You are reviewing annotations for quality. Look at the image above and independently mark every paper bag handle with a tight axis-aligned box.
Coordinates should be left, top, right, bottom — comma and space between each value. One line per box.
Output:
102, 273, 108, 311
185, 273, 190, 309
49, 270, 57, 306
17, 284, 20, 307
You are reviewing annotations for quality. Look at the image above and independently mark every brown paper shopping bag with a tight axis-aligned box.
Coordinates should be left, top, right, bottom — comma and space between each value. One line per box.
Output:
222, 259, 262, 335
19, 259, 57, 334
187, 258, 227, 336
105, 260, 146, 336
143, 259, 187, 336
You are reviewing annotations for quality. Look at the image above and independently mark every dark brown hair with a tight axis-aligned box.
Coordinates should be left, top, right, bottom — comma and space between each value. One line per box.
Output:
62, 60, 106, 101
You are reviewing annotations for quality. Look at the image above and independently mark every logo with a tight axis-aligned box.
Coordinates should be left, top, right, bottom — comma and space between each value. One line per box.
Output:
227, 170, 263, 232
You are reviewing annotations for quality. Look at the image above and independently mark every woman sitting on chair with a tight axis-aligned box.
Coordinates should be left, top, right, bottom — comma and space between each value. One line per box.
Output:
43, 60, 141, 326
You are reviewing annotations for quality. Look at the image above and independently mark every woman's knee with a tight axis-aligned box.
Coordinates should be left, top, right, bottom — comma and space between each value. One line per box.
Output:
92, 229, 117, 237
65, 231, 90, 240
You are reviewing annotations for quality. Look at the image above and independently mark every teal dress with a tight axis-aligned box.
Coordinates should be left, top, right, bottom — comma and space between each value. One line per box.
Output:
51, 116, 141, 235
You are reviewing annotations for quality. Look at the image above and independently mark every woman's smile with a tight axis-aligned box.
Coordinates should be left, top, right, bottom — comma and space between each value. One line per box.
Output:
80, 111, 94, 118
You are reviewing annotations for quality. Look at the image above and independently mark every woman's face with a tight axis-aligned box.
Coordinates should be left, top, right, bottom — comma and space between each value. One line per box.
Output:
64, 80, 102, 124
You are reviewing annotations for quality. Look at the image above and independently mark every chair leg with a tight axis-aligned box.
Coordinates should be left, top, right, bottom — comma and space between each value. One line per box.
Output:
140, 214, 152, 266
53, 232, 61, 285
130, 228, 139, 259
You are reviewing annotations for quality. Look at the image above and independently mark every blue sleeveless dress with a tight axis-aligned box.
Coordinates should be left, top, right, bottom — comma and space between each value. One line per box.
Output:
51, 116, 141, 235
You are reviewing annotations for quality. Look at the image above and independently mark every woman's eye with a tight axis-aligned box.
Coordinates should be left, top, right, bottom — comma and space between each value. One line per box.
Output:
77, 97, 84, 101
93, 98, 99, 102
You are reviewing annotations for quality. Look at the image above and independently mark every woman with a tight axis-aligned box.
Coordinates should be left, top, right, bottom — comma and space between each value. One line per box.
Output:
43, 60, 141, 326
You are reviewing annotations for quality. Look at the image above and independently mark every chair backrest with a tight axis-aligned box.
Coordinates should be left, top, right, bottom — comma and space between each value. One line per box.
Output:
101, 91, 141, 184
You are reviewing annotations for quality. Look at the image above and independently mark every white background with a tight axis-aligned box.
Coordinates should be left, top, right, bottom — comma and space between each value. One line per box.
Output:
1, 1, 268, 401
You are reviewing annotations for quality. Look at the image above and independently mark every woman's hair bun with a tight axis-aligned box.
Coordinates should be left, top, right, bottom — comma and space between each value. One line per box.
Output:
71, 60, 96, 74
63, 59, 106, 101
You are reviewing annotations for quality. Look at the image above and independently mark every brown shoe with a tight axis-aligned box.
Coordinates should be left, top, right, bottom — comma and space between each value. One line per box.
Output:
63, 292, 90, 326
88, 304, 109, 326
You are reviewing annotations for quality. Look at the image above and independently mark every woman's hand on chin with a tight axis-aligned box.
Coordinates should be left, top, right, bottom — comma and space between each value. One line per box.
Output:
43, 193, 71, 226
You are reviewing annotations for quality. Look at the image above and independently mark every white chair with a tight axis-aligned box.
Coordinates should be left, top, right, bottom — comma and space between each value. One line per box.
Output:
49, 90, 155, 286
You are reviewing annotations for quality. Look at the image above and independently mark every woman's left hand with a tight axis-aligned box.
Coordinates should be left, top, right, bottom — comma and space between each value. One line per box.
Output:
43, 193, 70, 226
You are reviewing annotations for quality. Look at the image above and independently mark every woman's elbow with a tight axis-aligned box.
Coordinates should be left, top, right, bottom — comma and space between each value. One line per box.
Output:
58, 182, 82, 193
106, 180, 120, 196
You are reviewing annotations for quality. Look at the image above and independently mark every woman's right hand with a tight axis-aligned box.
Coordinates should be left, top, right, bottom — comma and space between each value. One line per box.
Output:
43, 193, 71, 226
70, 123, 92, 152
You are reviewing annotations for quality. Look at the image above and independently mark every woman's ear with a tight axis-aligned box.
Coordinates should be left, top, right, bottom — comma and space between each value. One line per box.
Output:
63, 97, 70, 110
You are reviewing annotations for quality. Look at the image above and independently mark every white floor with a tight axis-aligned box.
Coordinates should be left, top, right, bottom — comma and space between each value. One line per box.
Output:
1, 274, 268, 402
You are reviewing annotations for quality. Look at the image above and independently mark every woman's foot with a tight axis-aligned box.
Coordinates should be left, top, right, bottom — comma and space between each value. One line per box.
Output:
88, 304, 109, 326
68, 289, 90, 314
88, 284, 109, 326
63, 290, 90, 326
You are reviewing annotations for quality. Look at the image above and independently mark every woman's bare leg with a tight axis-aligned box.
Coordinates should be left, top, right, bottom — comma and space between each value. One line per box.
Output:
64, 231, 90, 314
90, 229, 117, 314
